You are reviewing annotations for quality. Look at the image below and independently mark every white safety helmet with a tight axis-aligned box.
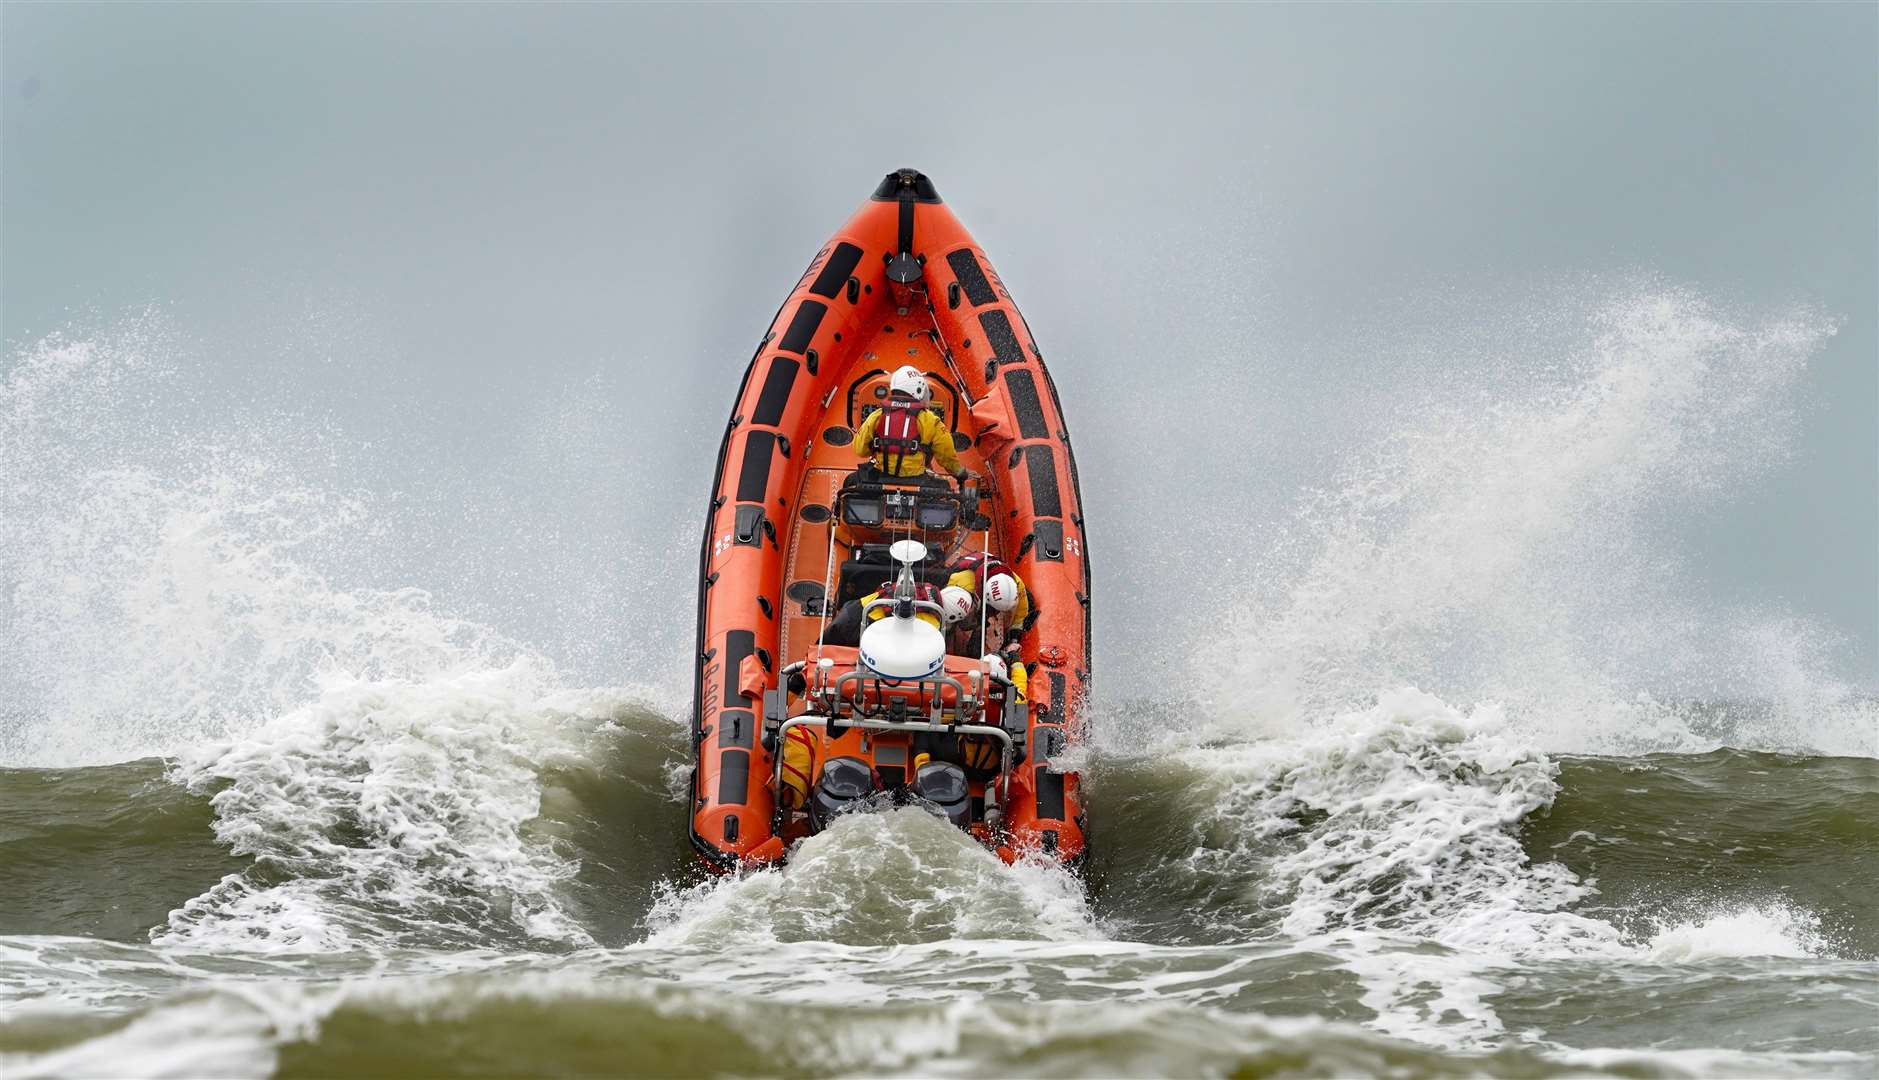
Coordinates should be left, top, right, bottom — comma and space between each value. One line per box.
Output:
939, 585, 975, 625
983, 572, 1019, 613
889, 365, 931, 403
980, 653, 1009, 682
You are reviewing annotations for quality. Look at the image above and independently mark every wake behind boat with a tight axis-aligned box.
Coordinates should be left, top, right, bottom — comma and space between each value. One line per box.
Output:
690, 169, 1091, 870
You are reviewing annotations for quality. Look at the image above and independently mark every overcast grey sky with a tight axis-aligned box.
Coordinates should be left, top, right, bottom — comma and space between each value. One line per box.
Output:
3, 3, 1873, 695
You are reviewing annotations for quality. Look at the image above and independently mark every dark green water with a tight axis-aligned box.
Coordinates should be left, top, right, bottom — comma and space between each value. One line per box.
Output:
3, 698, 1873, 1078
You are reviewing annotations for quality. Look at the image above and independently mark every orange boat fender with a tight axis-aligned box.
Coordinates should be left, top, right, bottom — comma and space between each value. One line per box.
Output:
969, 380, 1019, 456
738, 653, 766, 702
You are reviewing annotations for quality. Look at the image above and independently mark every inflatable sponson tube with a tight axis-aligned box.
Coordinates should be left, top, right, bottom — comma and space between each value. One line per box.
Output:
690, 170, 1091, 871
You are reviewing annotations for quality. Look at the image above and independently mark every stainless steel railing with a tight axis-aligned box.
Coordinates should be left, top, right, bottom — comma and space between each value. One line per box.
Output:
770, 713, 1015, 813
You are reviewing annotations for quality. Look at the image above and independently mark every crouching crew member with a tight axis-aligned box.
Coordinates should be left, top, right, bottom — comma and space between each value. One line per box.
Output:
818, 582, 976, 648
947, 550, 1037, 657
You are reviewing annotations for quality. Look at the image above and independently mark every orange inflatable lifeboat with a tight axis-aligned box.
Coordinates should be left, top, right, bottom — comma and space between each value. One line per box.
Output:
690, 169, 1091, 871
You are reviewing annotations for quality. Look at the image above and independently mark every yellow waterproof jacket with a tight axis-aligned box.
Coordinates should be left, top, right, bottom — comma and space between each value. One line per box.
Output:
853, 405, 963, 478
858, 590, 943, 630
946, 568, 1033, 628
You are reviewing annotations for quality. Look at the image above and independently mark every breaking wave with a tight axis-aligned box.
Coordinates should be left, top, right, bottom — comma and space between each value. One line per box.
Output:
2, 285, 1873, 1077
646, 809, 1097, 946
1193, 286, 1867, 756
0, 311, 677, 951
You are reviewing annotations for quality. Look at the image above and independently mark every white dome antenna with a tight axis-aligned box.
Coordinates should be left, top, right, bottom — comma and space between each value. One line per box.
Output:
859, 616, 947, 682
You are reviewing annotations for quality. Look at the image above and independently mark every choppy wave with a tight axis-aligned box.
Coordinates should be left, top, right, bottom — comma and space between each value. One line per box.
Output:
153, 666, 648, 953
645, 809, 1098, 946
3, 938, 1872, 1079
3, 289, 1875, 1076
9, 690, 1872, 959
6, 679, 1872, 1071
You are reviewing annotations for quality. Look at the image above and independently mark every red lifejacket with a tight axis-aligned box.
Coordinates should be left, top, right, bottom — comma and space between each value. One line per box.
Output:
874, 580, 940, 603
953, 551, 1013, 584
870, 397, 929, 472
867, 580, 940, 623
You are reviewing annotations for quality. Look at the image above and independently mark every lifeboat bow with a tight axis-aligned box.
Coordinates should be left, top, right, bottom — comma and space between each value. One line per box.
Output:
691, 169, 1091, 871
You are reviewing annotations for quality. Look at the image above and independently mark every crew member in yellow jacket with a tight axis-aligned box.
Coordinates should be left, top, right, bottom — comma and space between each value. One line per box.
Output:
852, 366, 973, 482
816, 582, 975, 647
946, 550, 1036, 656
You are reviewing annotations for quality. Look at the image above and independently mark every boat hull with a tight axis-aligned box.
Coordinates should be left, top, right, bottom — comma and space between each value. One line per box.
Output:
691, 170, 1091, 870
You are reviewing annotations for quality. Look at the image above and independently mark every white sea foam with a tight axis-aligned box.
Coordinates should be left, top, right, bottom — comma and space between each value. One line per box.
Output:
1156, 687, 1611, 1045
1108, 285, 1869, 1045
1645, 902, 1825, 962
154, 664, 648, 952
646, 807, 1097, 947
0, 316, 683, 952
1170, 688, 1616, 956
1148, 681, 1855, 1047
0, 994, 283, 1080
0, 312, 486, 766
1190, 286, 1864, 757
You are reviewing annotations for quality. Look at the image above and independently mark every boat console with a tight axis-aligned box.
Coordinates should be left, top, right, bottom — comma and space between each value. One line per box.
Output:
836, 472, 983, 536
